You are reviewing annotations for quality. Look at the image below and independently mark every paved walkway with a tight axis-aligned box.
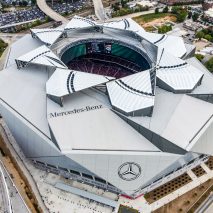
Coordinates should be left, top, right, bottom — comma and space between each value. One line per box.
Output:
36, 0, 68, 23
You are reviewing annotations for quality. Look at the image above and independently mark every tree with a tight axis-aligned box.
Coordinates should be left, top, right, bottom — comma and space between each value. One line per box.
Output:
195, 54, 204, 62
188, 11, 192, 19
205, 57, 213, 72
171, 6, 181, 14
171, 6, 188, 22
158, 25, 172, 34
196, 31, 205, 39
112, 3, 119, 11
155, 8, 159, 14
176, 10, 187, 22
22, 0, 28, 7
31, 0, 36, 5
192, 13, 199, 22
163, 6, 169, 13
12, 1, 16, 6
204, 34, 212, 41
121, 0, 127, 8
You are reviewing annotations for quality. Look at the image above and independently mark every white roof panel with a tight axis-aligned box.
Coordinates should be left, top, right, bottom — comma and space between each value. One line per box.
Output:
103, 18, 186, 58
65, 15, 96, 30
107, 70, 155, 114
162, 95, 213, 149
157, 65, 203, 91
46, 68, 114, 97
31, 28, 63, 46
157, 49, 203, 91
17, 45, 67, 69
103, 18, 145, 34
157, 48, 186, 67
141, 32, 186, 58
48, 107, 159, 152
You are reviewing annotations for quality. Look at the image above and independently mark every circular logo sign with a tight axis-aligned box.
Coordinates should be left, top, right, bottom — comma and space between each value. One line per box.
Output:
118, 162, 141, 181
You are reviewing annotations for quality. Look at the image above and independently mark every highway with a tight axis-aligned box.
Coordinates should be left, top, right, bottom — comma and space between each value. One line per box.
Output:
36, 0, 68, 23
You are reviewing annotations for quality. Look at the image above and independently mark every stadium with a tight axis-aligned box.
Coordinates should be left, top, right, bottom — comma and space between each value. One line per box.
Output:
0, 16, 213, 198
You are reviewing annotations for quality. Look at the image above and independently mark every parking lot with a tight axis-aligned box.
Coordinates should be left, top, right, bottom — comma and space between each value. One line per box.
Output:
0, 0, 89, 27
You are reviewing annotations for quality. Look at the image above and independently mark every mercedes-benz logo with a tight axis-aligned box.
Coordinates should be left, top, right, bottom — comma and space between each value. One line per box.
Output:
118, 162, 141, 181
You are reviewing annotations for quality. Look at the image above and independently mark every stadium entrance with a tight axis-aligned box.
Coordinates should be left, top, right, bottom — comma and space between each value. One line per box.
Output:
61, 41, 151, 78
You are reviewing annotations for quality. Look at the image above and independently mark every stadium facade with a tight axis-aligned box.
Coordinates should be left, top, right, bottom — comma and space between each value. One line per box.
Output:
0, 16, 213, 198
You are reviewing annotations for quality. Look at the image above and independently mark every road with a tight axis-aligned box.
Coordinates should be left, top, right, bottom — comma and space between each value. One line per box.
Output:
0, 165, 12, 213
36, 0, 68, 23
0, 161, 30, 213
92, 0, 106, 21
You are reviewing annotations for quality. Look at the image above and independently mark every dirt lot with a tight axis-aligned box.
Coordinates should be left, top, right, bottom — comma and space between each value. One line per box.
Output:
133, 13, 176, 31
194, 40, 210, 51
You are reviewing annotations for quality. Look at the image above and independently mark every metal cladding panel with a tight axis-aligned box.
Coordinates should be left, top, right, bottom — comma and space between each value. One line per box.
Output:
65, 15, 96, 30
0, 99, 57, 157
68, 152, 181, 196
6, 34, 42, 68
115, 111, 186, 155
102, 18, 146, 35
187, 116, 213, 155
161, 95, 213, 150
152, 33, 187, 58
107, 70, 155, 115
31, 28, 64, 46
46, 68, 113, 97
17, 45, 67, 69
0, 100, 94, 175
48, 107, 159, 152
156, 49, 203, 92
156, 67, 203, 93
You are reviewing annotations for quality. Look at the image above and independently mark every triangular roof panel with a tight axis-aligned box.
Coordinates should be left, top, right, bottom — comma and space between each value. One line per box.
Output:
16, 45, 67, 69
107, 69, 155, 116
46, 68, 114, 97
156, 49, 203, 92
31, 28, 64, 46
65, 15, 96, 30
